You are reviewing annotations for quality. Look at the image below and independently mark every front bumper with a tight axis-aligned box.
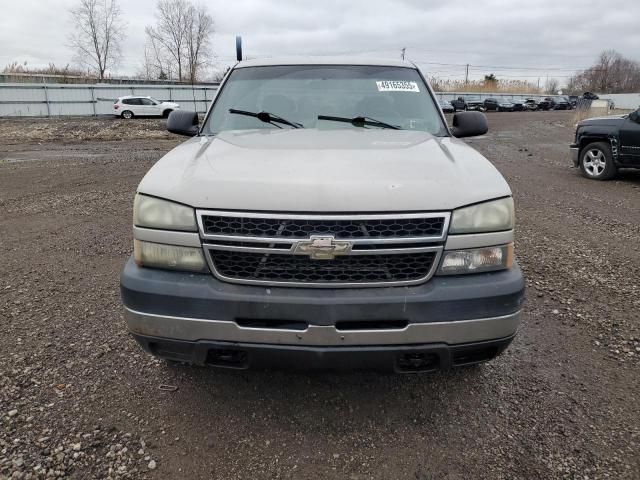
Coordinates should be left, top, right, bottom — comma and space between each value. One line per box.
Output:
121, 257, 525, 370
132, 334, 516, 372
570, 144, 579, 166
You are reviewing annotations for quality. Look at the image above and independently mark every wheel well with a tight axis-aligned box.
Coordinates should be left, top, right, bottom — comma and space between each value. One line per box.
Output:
579, 136, 608, 150
578, 135, 618, 161
162, 109, 173, 117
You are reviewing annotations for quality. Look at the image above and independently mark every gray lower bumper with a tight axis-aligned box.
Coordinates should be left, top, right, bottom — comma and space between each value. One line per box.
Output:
121, 257, 525, 347
570, 145, 579, 166
125, 307, 521, 346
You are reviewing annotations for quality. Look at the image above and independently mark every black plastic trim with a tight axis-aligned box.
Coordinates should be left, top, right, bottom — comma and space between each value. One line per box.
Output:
132, 334, 516, 372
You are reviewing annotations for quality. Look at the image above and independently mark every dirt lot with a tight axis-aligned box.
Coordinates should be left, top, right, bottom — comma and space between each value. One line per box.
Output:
1, 112, 639, 479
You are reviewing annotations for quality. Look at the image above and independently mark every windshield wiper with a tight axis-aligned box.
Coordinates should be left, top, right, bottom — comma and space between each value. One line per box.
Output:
317, 115, 400, 130
229, 109, 303, 129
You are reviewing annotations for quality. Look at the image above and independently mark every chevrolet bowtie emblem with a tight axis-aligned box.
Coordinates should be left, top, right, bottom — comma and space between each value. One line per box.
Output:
294, 235, 352, 260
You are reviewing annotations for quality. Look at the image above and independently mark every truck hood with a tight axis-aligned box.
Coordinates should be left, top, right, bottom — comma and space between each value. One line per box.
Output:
579, 115, 626, 127
138, 128, 511, 212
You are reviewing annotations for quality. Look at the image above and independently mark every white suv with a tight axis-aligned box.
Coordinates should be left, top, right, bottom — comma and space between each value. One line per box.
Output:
113, 96, 180, 119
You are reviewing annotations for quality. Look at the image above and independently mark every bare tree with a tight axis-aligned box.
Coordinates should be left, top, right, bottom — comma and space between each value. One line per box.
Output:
209, 66, 230, 83
146, 0, 188, 81
184, 3, 214, 82
69, 0, 126, 79
140, 35, 175, 80
545, 78, 560, 95
567, 50, 640, 94
145, 0, 214, 82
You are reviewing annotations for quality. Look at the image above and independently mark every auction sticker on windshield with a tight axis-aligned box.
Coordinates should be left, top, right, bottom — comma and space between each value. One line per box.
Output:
376, 81, 420, 92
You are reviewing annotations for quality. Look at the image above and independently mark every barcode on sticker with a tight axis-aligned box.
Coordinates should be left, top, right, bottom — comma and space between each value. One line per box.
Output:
376, 81, 420, 92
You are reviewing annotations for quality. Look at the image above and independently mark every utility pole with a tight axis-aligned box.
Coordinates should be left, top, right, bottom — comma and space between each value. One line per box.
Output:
465, 64, 469, 84
401, 48, 406, 60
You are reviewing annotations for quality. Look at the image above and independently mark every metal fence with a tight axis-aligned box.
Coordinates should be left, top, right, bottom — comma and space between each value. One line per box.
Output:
0, 83, 219, 117
594, 93, 640, 110
5, 83, 634, 117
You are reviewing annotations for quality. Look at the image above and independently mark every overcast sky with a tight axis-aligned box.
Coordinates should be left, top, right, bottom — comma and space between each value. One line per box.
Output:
1, 0, 639, 85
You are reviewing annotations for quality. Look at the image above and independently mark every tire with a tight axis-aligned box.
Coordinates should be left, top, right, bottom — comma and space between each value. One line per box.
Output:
579, 142, 617, 180
162, 109, 173, 118
121, 110, 134, 119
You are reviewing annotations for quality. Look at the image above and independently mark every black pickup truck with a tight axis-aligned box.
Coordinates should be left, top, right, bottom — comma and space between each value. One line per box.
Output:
570, 108, 640, 179
450, 96, 467, 111
450, 96, 485, 112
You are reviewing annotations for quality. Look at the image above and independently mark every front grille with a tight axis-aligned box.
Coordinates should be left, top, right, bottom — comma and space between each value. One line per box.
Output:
202, 215, 445, 239
209, 251, 437, 284
198, 210, 449, 287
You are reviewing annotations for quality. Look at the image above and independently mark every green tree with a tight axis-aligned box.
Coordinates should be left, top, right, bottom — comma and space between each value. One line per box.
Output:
484, 73, 498, 89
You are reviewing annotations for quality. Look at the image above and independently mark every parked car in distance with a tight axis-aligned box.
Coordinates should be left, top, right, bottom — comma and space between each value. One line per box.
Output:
524, 98, 538, 111
465, 96, 485, 111
113, 96, 180, 119
485, 98, 517, 112
568, 95, 579, 108
439, 99, 455, 113
508, 99, 525, 111
121, 57, 524, 372
450, 96, 467, 111
582, 92, 599, 100
483, 98, 500, 111
537, 97, 556, 111
570, 107, 640, 179
496, 99, 516, 112
553, 97, 572, 110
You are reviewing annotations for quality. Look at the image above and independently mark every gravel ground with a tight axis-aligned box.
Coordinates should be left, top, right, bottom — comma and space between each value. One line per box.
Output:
0, 112, 639, 479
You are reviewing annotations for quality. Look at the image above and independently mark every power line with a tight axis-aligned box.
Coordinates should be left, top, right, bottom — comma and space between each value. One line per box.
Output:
389, 45, 602, 60
411, 59, 592, 72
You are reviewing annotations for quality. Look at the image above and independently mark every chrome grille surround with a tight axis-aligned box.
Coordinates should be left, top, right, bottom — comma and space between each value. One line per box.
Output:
196, 210, 450, 288
201, 213, 446, 239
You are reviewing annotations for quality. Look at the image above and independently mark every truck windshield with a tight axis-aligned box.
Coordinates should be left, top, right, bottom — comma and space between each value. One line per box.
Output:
202, 65, 447, 136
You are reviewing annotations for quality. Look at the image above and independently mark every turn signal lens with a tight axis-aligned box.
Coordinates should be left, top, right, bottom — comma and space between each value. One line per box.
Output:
438, 244, 513, 275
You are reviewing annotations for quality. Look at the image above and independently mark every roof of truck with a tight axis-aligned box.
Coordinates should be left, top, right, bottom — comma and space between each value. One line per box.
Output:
234, 56, 416, 69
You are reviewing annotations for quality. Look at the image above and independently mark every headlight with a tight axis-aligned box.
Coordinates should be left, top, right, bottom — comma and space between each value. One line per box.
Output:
134, 240, 208, 272
449, 197, 514, 234
133, 194, 197, 231
438, 244, 513, 275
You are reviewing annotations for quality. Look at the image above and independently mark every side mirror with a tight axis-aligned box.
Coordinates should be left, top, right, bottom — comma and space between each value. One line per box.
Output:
167, 110, 199, 136
450, 111, 488, 138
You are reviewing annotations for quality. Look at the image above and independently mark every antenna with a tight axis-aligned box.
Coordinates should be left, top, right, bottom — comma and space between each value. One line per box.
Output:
401, 47, 406, 60
236, 36, 243, 62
